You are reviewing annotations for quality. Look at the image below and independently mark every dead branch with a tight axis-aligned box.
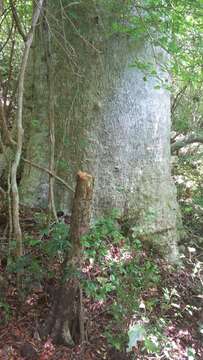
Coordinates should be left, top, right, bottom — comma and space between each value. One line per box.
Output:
22, 157, 74, 193
43, 171, 94, 346
171, 133, 203, 153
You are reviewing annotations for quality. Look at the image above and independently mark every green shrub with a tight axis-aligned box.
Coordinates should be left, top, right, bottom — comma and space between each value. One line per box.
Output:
82, 212, 161, 352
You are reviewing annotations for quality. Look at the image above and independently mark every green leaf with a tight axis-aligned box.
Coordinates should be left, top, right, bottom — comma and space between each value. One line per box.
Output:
28, 238, 41, 247
144, 338, 159, 353
187, 347, 196, 360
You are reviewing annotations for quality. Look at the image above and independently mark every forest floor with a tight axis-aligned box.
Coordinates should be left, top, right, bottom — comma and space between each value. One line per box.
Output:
0, 208, 203, 360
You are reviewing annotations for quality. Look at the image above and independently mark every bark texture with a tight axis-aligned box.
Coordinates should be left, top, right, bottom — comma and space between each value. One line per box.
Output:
20, 1, 180, 261
43, 171, 94, 345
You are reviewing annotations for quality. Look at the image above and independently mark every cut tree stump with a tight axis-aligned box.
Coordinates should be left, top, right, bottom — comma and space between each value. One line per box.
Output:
42, 171, 94, 345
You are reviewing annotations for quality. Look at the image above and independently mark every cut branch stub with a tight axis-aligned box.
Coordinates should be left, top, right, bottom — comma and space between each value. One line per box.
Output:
42, 171, 94, 346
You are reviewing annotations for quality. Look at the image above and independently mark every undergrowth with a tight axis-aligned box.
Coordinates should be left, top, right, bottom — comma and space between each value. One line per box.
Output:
1, 210, 203, 359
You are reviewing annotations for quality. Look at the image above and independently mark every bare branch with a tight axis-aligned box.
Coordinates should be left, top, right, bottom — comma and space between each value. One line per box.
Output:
0, 18, 14, 52
22, 157, 74, 193
0, 4, 12, 27
171, 84, 188, 115
9, 0, 26, 41
171, 133, 203, 153
4, 24, 17, 102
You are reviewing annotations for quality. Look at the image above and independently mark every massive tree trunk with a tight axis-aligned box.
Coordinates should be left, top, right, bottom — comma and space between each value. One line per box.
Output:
20, 1, 180, 261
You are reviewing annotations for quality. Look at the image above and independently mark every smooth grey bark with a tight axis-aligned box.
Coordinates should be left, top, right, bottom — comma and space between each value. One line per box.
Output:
21, 1, 180, 261
20, 25, 49, 206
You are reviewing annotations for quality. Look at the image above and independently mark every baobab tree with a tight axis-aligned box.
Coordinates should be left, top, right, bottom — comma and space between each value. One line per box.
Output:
19, 1, 180, 265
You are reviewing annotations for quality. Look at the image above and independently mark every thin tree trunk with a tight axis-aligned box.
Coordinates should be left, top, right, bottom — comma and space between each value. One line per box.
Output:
8, 163, 13, 258
44, 16, 58, 222
10, 0, 44, 257
42, 171, 94, 345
